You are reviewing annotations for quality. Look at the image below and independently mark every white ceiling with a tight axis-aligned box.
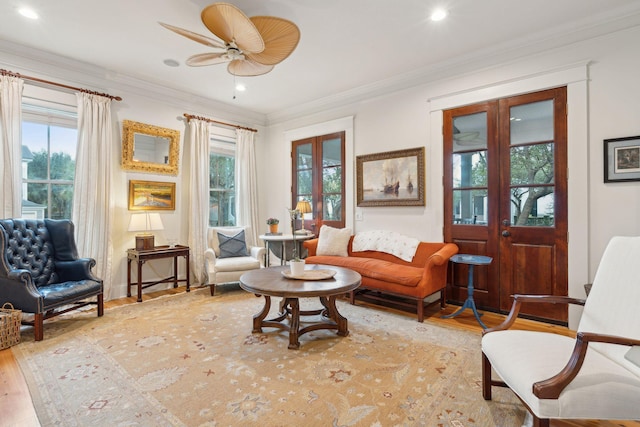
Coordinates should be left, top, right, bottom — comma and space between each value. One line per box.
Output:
2, 0, 640, 122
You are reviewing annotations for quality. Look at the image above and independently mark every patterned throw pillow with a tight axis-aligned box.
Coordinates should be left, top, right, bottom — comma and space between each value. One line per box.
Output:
217, 230, 247, 258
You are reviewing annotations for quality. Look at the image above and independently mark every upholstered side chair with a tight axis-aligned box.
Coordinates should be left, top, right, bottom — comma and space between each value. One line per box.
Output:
482, 236, 640, 426
0, 218, 104, 341
204, 226, 265, 296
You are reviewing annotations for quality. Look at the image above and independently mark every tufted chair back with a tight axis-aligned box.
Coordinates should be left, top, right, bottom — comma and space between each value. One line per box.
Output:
0, 219, 58, 287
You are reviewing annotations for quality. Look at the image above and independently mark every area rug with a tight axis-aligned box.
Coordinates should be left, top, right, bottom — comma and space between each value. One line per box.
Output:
13, 287, 525, 426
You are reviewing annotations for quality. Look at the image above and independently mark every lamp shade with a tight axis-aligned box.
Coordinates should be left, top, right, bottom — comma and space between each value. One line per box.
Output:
128, 213, 164, 232
128, 213, 163, 250
295, 200, 311, 215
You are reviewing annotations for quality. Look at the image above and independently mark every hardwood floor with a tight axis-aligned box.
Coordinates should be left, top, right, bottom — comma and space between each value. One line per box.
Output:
1, 286, 638, 427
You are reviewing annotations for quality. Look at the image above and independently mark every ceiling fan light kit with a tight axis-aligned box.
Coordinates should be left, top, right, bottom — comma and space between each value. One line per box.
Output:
160, 2, 300, 77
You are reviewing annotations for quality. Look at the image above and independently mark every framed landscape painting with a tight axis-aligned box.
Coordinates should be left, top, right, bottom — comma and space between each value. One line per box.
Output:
604, 135, 640, 183
356, 147, 425, 207
128, 180, 176, 211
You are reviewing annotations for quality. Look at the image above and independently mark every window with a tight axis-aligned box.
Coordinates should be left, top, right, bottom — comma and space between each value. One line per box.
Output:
209, 137, 235, 226
292, 132, 345, 233
21, 105, 77, 220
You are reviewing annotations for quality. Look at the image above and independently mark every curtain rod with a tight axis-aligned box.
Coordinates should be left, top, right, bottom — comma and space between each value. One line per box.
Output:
183, 113, 257, 133
0, 68, 122, 101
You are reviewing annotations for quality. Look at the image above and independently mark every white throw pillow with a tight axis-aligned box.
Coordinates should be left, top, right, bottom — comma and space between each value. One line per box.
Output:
316, 225, 352, 257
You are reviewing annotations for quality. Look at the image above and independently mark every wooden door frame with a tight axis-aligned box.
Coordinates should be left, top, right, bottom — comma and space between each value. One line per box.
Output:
443, 88, 569, 323
429, 64, 589, 328
291, 132, 346, 234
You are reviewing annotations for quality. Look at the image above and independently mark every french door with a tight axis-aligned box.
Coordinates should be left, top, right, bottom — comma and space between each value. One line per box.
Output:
292, 132, 345, 235
443, 87, 568, 324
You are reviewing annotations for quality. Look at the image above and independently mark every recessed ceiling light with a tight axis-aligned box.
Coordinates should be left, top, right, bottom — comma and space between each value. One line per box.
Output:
18, 7, 39, 20
235, 83, 246, 92
163, 59, 180, 67
430, 9, 448, 22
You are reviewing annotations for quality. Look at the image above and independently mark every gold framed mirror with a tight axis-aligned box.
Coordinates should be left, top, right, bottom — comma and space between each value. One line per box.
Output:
121, 120, 180, 175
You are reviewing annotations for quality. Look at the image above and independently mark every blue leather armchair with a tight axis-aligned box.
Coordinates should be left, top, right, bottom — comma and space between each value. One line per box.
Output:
0, 219, 103, 341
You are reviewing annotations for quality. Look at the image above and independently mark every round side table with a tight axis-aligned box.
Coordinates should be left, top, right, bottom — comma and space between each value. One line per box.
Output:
442, 254, 493, 329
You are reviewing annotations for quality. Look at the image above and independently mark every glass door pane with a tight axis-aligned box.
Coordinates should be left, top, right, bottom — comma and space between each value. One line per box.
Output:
509, 100, 555, 227
452, 113, 488, 225
322, 137, 342, 221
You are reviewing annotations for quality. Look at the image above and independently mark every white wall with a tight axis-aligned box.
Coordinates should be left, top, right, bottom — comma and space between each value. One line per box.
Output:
261, 25, 640, 328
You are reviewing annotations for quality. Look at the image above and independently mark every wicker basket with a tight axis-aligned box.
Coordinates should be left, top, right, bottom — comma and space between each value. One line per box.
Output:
0, 303, 22, 350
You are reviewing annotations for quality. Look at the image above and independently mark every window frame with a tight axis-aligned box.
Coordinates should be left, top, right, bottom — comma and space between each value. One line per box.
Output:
21, 102, 78, 220
208, 134, 236, 227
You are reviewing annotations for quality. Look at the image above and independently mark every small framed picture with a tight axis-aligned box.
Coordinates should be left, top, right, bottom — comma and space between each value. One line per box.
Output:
604, 136, 640, 183
128, 180, 176, 211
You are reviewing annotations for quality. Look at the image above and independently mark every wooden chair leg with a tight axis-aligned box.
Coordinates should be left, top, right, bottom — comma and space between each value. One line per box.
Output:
97, 294, 104, 317
532, 415, 549, 427
34, 313, 44, 341
482, 352, 492, 400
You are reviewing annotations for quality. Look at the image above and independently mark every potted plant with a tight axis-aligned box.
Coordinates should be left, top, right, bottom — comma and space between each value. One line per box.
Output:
288, 208, 306, 276
266, 217, 279, 234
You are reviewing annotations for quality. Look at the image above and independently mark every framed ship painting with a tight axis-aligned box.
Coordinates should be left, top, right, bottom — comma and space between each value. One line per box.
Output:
356, 147, 425, 207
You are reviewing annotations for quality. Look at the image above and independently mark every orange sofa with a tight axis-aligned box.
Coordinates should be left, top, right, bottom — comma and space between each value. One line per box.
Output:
303, 236, 458, 321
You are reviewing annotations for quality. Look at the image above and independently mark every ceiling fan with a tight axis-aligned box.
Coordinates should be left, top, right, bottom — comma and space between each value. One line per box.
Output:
160, 2, 300, 76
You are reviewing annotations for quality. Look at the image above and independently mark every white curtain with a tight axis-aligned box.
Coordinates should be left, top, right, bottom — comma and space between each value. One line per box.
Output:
73, 93, 114, 298
188, 119, 210, 285
235, 129, 259, 247
0, 76, 24, 218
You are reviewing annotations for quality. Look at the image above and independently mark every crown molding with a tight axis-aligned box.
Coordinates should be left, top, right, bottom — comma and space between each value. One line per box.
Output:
0, 40, 267, 127
265, 8, 640, 125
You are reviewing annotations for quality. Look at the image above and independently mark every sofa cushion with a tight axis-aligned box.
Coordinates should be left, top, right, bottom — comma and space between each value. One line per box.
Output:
39, 279, 103, 307
483, 330, 640, 420
214, 256, 260, 272
306, 255, 422, 287
218, 230, 248, 258
316, 225, 352, 257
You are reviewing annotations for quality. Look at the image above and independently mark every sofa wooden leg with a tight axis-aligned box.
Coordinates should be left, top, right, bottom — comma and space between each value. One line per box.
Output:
417, 300, 424, 322
34, 313, 44, 341
349, 290, 355, 305
210, 284, 216, 296
482, 352, 492, 400
97, 294, 104, 317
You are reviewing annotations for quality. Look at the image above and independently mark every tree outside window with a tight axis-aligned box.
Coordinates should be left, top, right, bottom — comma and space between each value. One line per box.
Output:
209, 144, 235, 226
22, 121, 76, 219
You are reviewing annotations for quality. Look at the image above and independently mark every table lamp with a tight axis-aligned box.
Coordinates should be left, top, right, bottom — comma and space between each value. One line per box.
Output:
294, 200, 312, 235
128, 212, 164, 250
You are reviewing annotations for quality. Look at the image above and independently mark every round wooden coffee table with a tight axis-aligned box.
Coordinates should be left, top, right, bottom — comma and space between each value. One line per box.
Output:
239, 265, 361, 349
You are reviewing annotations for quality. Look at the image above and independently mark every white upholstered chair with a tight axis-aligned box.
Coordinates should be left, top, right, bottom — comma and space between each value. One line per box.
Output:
482, 236, 640, 426
204, 226, 265, 296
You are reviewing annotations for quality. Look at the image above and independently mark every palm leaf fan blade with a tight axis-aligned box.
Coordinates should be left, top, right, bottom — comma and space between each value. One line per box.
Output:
228, 59, 274, 76
201, 2, 264, 53
247, 16, 300, 65
186, 52, 230, 67
159, 22, 226, 49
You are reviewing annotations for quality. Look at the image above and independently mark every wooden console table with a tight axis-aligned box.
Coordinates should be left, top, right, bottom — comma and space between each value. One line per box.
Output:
127, 245, 190, 302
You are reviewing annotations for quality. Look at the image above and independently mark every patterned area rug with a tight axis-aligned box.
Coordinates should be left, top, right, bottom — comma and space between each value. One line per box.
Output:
13, 287, 525, 426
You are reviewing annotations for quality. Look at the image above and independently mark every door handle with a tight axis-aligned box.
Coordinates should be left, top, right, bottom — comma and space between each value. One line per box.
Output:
502, 230, 511, 237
